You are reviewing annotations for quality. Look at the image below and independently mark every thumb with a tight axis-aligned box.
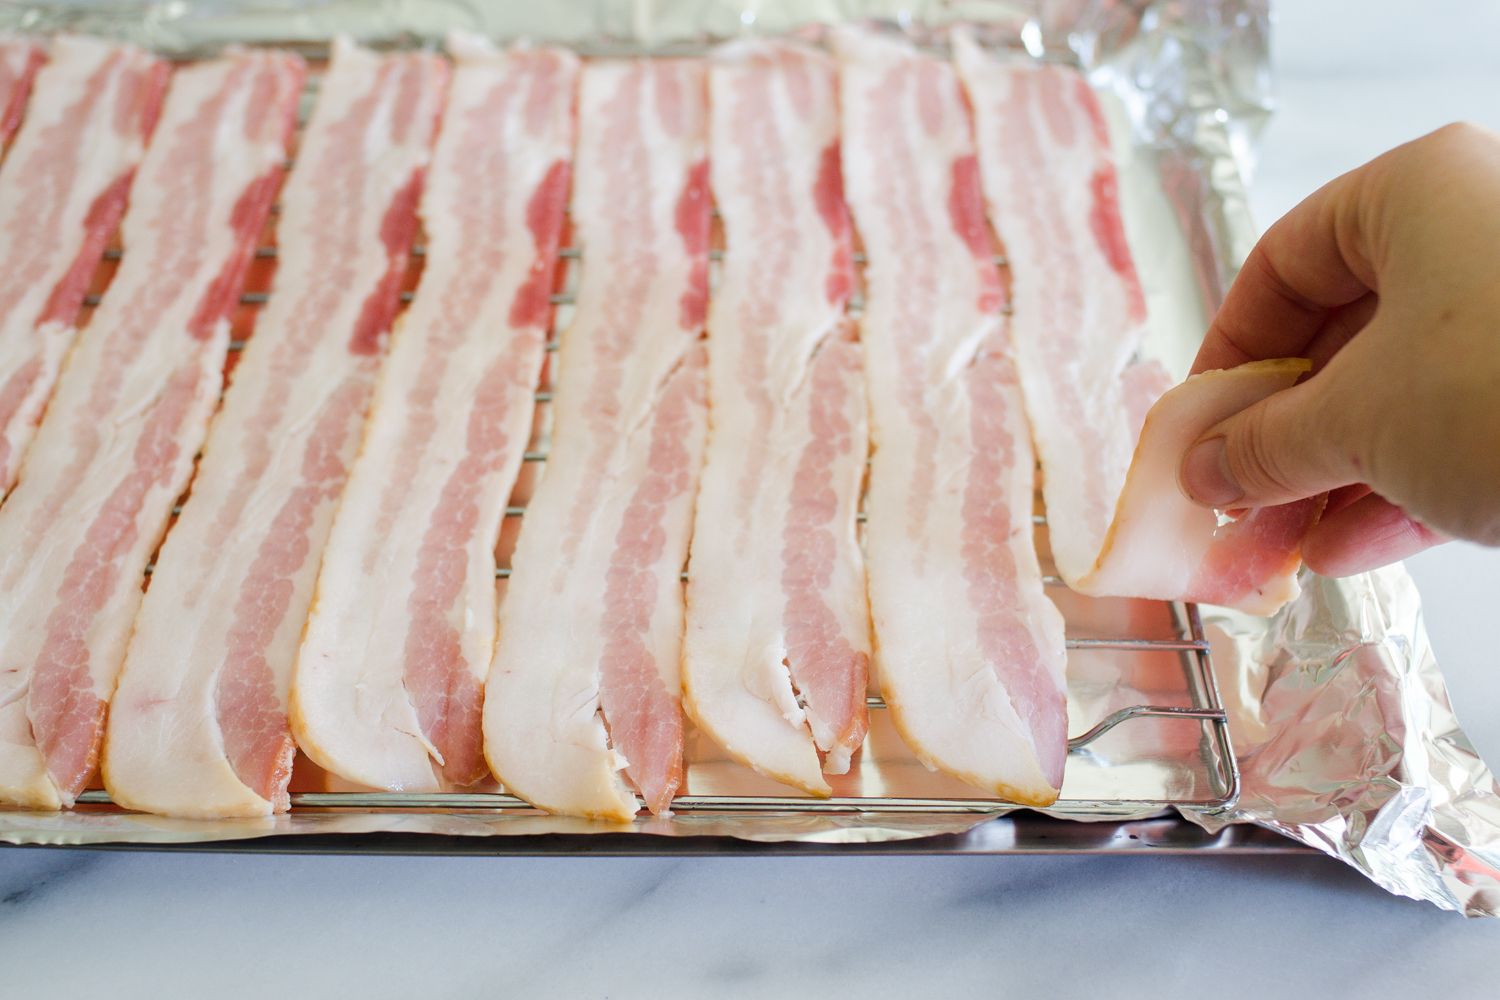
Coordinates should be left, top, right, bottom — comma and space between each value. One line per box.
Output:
1178, 373, 1365, 509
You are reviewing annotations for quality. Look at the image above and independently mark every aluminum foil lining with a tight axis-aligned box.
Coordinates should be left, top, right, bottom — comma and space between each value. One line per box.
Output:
2, 0, 1497, 917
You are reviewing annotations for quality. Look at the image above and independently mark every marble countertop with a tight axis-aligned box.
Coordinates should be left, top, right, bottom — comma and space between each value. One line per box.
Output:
4, 3, 1498, 996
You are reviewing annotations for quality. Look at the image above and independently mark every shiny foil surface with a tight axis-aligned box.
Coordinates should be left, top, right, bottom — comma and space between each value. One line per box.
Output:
1, 0, 1497, 917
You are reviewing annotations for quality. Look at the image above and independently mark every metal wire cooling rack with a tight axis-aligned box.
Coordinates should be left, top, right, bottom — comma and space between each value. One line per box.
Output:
70, 57, 1239, 826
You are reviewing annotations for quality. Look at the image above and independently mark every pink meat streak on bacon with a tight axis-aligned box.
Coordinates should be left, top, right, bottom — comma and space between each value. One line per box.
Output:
865, 57, 942, 566
401, 338, 534, 787
654, 57, 686, 136
914, 56, 946, 136
344, 56, 439, 355
852, 50, 954, 569
720, 60, 786, 536
781, 337, 869, 764
812, 142, 853, 305
0, 51, 302, 809
1088, 165, 1146, 320
350, 168, 423, 354
0, 43, 167, 495
962, 355, 1066, 788
509, 159, 570, 328
1034, 62, 1077, 145
780, 47, 814, 117
187, 168, 282, 341
35, 170, 137, 327
598, 348, 705, 813
0, 42, 44, 148
1187, 502, 1322, 608
676, 159, 710, 330
948, 154, 1006, 313
30, 365, 200, 796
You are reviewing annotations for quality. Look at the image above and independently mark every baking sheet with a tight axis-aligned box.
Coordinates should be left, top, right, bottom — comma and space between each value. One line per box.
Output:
2, 0, 1499, 918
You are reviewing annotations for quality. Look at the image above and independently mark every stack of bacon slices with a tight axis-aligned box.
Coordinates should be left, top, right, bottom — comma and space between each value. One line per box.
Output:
0, 27, 1320, 822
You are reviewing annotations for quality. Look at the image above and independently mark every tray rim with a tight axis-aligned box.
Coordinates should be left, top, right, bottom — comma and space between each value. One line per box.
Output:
0, 815, 1314, 856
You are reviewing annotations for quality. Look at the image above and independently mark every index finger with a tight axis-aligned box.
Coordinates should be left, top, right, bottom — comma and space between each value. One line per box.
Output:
1192, 165, 1377, 374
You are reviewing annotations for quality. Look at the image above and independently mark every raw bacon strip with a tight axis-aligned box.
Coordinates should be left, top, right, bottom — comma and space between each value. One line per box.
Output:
835, 28, 1068, 806
1076, 360, 1325, 615
682, 41, 869, 797
0, 50, 302, 810
953, 32, 1161, 588
290, 39, 576, 792
0, 36, 167, 499
0, 38, 44, 150
102, 42, 446, 820
484, 59, 709, 821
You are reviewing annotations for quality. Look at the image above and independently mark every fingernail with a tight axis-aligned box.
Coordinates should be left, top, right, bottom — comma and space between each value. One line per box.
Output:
1180, 436, 1244, 507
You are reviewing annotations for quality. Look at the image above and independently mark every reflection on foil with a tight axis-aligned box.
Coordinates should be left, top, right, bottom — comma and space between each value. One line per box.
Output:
1, 0, 1497, 916
1199, 568, 1500, 916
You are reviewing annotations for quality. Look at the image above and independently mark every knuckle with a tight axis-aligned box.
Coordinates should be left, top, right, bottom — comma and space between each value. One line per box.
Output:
1472, 516, 1500, 549
1410, 121, 1500, 171
1431, 120, 1491, 148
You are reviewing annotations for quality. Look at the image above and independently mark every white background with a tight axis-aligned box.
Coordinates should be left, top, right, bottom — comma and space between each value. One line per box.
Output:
2, 2, 1498, 996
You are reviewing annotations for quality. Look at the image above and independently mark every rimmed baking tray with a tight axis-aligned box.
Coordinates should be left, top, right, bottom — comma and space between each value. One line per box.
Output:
0, 23, 1295, 856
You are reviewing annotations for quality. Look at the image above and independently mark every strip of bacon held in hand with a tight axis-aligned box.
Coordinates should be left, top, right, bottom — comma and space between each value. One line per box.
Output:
1074, 360, 1324, 615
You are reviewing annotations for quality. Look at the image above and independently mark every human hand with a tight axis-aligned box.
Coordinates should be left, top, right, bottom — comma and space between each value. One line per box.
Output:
1178, 123, 1500, 575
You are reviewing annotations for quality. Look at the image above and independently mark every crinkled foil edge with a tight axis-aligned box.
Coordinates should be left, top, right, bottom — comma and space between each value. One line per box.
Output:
2, 0, 1498, 917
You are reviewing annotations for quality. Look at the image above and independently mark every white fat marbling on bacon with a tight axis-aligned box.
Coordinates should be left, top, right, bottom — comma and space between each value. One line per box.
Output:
102, 41, 445, 819
835, 27, 1067, 806
484, 58, 709, 822
0, 37, 167, 500
290, 39, 576, 793
953, 32, 1154, 589
680, 41, 869, 797
0, 50, 302, 810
